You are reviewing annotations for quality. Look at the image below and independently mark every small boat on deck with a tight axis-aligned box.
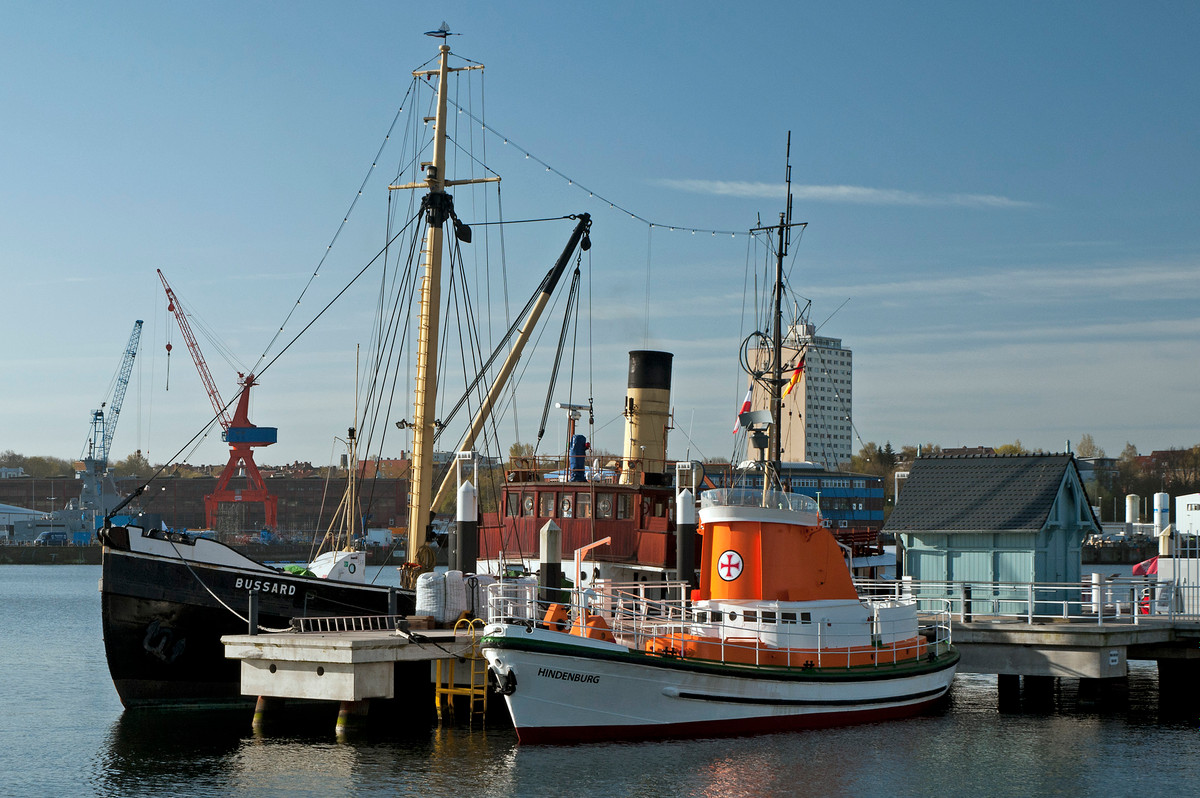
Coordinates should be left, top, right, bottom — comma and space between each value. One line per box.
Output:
480, 485, 959, 743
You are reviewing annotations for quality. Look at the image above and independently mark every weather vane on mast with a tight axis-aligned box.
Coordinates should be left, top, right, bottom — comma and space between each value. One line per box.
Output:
425, 22, 458, 39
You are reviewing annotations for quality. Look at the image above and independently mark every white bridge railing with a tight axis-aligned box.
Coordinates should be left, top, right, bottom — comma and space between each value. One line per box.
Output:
853, 576, 1196, 626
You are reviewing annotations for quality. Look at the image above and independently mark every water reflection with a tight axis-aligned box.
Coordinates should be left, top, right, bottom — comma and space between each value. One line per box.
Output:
84, 664, 1200, 798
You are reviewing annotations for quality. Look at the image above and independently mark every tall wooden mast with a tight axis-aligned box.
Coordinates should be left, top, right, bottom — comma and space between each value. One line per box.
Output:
390, 34, 493, 562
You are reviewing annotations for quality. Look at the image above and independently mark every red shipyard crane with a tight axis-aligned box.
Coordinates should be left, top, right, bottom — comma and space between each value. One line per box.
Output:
158, 269, 278, 531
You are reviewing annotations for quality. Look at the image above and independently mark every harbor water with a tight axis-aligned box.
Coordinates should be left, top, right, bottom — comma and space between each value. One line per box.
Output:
3, 564, 1200, 798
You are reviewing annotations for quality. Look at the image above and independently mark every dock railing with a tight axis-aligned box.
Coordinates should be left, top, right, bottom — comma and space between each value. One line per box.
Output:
853, 576, 1192, 626
484, 580, 953, 670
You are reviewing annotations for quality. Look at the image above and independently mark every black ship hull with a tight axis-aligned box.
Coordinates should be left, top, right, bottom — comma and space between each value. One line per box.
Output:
99, 525, 413, 709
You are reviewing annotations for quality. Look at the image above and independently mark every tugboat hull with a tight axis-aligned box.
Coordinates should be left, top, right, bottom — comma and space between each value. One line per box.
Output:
482, 625, 958, 743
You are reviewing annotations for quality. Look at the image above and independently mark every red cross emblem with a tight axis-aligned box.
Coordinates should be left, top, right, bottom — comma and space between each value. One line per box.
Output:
717, 550, 744, 582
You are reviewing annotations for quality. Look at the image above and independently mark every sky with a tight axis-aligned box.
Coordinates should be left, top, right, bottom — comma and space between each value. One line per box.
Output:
3, 1, 1199, 472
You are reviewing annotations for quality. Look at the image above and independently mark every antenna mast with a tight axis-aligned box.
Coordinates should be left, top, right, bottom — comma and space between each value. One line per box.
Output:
748, 132, 802, 476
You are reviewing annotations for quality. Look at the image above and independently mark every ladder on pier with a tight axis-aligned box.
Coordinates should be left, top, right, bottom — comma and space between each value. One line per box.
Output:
434, 618, 489, 724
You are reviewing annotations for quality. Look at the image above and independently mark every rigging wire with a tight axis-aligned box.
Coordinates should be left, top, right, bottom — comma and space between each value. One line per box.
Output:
449, 101, 752, 238
250, 79, 418, 377
533, 265, 581, 453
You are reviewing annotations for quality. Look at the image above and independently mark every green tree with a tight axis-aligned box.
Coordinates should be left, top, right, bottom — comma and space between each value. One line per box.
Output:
508, 441, 535, 463
881, 441, 897, 469
899, 443, 941, 462
21, 454, 75, 478
113, 450, 153, 477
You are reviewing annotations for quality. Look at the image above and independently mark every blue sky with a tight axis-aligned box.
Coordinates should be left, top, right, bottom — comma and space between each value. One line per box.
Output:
3, 2, 1198, 470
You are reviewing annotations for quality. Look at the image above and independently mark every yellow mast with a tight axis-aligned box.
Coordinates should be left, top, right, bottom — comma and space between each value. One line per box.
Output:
389, 38, 494, 563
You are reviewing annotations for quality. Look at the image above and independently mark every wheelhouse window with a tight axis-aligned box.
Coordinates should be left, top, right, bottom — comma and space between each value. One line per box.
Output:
617, 494, 633, 520
596, 493, 614, 519
506, 493, 520, 517
577, 493, 592, 519
560, 494, 574, 518
521, 493, 535, 517
539, 492, 556, 518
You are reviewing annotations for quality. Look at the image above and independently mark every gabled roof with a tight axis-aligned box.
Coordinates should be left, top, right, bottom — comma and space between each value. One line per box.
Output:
885, 453, 1089, 533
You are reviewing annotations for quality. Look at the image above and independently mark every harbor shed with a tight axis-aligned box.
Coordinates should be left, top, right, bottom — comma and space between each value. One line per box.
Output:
886, 453, 1100, 587
0, 502, 42, 542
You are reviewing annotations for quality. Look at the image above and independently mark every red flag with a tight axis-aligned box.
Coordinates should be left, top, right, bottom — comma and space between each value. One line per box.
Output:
782, 355, 806, 398
732, 389, 752, 433
1132, 556, 1158, 576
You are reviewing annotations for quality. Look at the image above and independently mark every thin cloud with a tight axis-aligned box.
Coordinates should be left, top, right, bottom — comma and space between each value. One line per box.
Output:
821, 261, 1200, 303
655, 179, 1033, 209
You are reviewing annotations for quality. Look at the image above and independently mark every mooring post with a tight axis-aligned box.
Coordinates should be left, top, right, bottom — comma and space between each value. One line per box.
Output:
388, 585, 398, 616
456, 474, 479, 575
248, 588, 259, 635
540, 520, 562, 604
676, 488, 698, 589
336, 699, 370, 736
252, 695, 277, 731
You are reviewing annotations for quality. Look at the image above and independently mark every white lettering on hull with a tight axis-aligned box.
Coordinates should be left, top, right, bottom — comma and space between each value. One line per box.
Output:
234, 577, 297, 596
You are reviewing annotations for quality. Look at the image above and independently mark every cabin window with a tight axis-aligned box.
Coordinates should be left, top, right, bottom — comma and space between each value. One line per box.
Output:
617, 494, 633, 520
596, 493, 614, 519
539, 492, 556, 518
800, 612, 811, 624
710, 610, 723, 623
654, 500, 665, 517
762, 611, 777, 624
522, 494, 535, 517
560, 495, 574, 518
781, 612, 797, 624
506, 493, 520, 517
695, 611, 707, 623
577, 493, 592, 519
744, 610, 757, 624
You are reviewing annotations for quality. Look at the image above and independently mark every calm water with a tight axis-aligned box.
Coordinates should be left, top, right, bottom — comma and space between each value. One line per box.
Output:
2, 565, 1199, 798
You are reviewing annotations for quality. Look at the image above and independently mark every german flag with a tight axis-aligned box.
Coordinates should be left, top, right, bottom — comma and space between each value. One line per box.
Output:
781, 354, 805, 398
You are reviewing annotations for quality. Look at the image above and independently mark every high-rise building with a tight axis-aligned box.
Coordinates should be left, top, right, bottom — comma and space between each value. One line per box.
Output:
748, 323, 853, 470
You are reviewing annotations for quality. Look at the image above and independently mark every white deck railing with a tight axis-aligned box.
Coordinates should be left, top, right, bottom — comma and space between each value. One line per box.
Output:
853, 576, 1195, 626
484, 580, 953, 670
